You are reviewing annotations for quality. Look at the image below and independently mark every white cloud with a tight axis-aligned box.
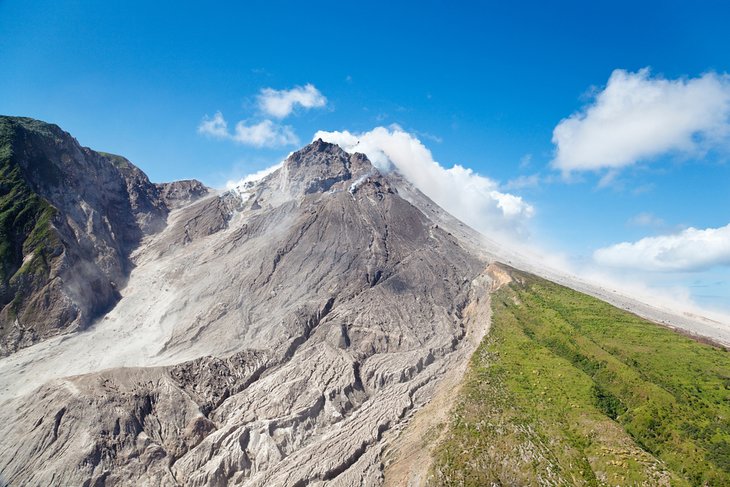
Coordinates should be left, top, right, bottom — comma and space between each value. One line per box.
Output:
594, 223, 730, 272
198, 111, 229, 139
197, 113, 298, 148
552, 68, 730, 173
314, 125, 534, 236
232, 120, 299, 147
199, 82, 325, 147
258, 84, 327, 118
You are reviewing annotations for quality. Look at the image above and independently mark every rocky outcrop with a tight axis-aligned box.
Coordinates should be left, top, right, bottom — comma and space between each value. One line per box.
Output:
156, 180, 210, 210
0, 367, 208, 486
280, 138, 373, 195
0, 117, 208, 356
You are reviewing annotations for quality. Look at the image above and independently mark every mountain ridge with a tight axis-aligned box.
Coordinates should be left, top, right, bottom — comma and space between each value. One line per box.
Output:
0, 115, 209, 356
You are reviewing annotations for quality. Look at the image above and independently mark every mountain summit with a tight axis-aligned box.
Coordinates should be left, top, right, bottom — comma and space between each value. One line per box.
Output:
280, 138, 374, 195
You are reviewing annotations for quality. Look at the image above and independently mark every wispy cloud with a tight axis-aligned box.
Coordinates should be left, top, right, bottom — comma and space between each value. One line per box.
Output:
198, 112, 298, 148
594, 223, 730, 272
627, 212, 665, 228
518, 154, 533, 169
552, 68, 730, 174
504, 173, 540, 190
314, 125, 534, 237
258, 84, 327, 118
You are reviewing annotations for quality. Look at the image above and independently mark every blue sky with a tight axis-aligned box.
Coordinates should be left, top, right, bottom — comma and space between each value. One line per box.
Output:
1, 1, 729, 314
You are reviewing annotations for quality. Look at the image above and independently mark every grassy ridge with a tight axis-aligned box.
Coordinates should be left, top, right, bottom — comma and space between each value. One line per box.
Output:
0, 118, 59, 311
431, 269, 730, 486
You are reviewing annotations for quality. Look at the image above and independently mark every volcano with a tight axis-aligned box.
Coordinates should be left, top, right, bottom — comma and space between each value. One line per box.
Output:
0, 117, 727, 486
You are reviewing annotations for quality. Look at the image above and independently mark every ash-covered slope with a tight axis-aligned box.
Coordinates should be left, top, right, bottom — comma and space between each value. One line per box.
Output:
0, 138, 492, 485
0, 116, 208, 356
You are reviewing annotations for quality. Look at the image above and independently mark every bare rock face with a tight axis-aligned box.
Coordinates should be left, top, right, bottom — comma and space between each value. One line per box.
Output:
279, 138, 373, 195
160, 192, 240, 250
156, 180, 210, 210
1, 367, 211, 486
0, 117, 208, 356
0, 137, 492, 486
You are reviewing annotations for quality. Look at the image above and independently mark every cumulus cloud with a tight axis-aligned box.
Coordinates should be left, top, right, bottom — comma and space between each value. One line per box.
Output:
314, 125, 534, 236
197, 112, 298, 147
258, 84, 327, 118
594, 223, 730, 272
552, 68, 730, 173
199, 83, 325, 147
198, 111, 229, 139
231, 120, 298, 147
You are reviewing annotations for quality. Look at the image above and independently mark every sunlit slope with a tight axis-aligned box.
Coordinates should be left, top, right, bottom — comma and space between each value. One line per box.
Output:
432, 266, 730, 486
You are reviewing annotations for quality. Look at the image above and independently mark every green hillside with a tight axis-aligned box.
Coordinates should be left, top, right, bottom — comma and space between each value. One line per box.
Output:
0, 117, 59, 312
431, 267, 730, 486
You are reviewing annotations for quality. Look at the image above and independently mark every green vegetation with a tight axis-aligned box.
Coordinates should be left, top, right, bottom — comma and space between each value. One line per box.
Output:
431, 268, 730, 486
0, 117, 60, 310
